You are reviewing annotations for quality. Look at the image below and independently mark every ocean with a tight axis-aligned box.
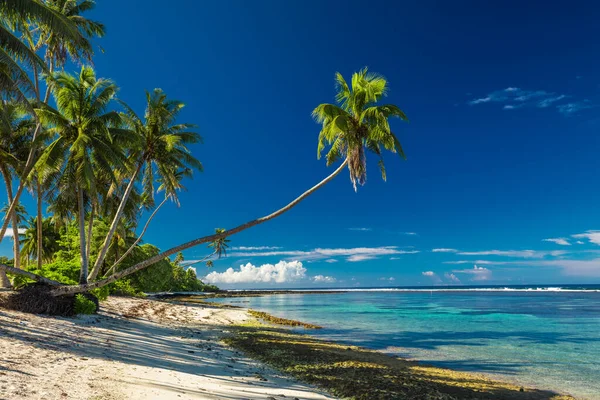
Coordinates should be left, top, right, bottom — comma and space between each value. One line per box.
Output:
209, 285, 600, 399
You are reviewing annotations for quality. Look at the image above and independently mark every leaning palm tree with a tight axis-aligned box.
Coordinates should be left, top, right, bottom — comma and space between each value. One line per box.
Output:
0, 99, 33, 274
313, 68, 408, 190
35, 66, 128, 284
89, 89, 203, 280
0, 0, 84, 248
3, 68, 409, 296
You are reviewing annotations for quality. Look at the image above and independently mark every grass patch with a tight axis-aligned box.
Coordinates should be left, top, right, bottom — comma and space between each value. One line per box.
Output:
248, 309, 322, 329
224, 325, 574, 400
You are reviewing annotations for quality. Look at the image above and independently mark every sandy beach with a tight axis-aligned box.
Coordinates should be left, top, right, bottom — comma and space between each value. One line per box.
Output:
0, 297, 334, 400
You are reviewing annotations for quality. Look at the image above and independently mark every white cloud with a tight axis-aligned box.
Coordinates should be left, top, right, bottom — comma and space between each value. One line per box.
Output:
403, 232, 418, 236
452, 265, 492, 281
457, 249, 566, 258
576, 241, 585, 245
557, 102, 594, 115
526, 258, 600, 277
432, 248, 458, 253
349, 227, 372, 231
542, 238, 571, 246
444, 260, 496, 265
3, 227, 25, 238
324, 259, 338, 263
378, 277, 396, 282
230, 246, 282, 251
312, 275, 337, 283
228, 246, 419, 263
204, 261, 306, 284
572, 231, 600, 245
444, 273, 461, 283
421, 271, 441, 283
468, 87, 579, 116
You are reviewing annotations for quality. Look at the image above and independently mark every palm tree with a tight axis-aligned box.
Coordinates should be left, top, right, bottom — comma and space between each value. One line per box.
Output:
20, 217, 61, 266
0, 0, 84, 248
11, 68, 409, 296
0, 99, 33, 273
208, 228, 230, 258
35, 66, 128, 284
89, 89, 203, 280
313, 68, 408, 191
205, 260, 214, 269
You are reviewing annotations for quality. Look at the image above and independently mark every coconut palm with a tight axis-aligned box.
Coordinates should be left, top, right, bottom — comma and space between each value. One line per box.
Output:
89, 89, 203, 280
20, 216, 61, 266
208, 228, 230, 258
313, 68, 408, 191
0, 0, 85, 249
0, 99, 33, 273
35, 66, 128, 284
8, 68, 409, 296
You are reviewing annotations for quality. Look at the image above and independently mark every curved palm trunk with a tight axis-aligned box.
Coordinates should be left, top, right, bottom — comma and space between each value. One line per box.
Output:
49, 159, 348, 296
89, 163, 141, 281
1, 167, 20, 270
36, 177, 42, 269
77, 189, 88, 284
0, 123, 42, 245
103, 196, 168, 277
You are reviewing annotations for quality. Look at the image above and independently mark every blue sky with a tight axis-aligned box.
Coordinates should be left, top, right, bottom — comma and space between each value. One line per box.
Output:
3, 0, 600, 288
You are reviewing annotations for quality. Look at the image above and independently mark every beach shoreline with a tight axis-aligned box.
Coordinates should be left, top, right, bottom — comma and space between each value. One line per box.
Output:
0, 296, 576, 399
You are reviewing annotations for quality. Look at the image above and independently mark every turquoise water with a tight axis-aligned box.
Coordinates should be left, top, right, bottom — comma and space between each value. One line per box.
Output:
211, 289, 600, 399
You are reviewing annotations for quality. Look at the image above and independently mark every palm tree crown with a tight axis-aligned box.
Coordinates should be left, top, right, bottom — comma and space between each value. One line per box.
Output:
312, 67, 408, 191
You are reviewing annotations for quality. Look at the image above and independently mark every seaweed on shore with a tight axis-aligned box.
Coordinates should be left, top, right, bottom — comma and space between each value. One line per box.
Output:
224, 324, 574, 400
248, 309, 322, 329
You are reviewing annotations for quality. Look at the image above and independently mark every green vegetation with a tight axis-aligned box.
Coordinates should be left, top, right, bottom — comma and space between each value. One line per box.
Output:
0, 0, 407, 304
225, 323, 573, 400
73, 294, 96, 314
248, 309, 323, 329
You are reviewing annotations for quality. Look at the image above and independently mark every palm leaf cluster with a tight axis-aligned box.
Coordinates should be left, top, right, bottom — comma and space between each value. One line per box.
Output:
313, 68, 408, 191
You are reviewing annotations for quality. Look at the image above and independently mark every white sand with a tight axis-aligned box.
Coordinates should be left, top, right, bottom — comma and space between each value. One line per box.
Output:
0, 297, 336, 400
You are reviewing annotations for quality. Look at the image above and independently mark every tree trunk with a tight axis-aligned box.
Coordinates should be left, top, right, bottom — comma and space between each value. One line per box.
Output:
48, 159, 348, 296
36, 177, 42, 270
77, 189, 88, 285
89, 163, 141, 280
0, 122, 42, 245
1, 167, 20, 270
86, 206, 94, 268
103, 196, 168, 277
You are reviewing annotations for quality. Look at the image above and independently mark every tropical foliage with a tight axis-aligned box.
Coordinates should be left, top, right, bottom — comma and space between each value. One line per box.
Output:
0, 0, 407, 303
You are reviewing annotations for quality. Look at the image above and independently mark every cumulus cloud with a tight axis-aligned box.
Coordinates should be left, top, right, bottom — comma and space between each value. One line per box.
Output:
522, 258, 600, 277
452, 265, 492, 281
312, 275, 337, 283
422, 271, 442, 283
542, 238, 571, 246
444, 273, 461, 283
228, 246, 419, 263
231, 246, 282, 251
432, 248, 458, 253
467, 87, 583, 116
572, 231, 600, 245
3, 227, 25, 238
204, 261, 306, 284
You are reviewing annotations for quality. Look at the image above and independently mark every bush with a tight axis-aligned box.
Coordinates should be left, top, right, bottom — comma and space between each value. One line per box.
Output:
74, 294, 97, 315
